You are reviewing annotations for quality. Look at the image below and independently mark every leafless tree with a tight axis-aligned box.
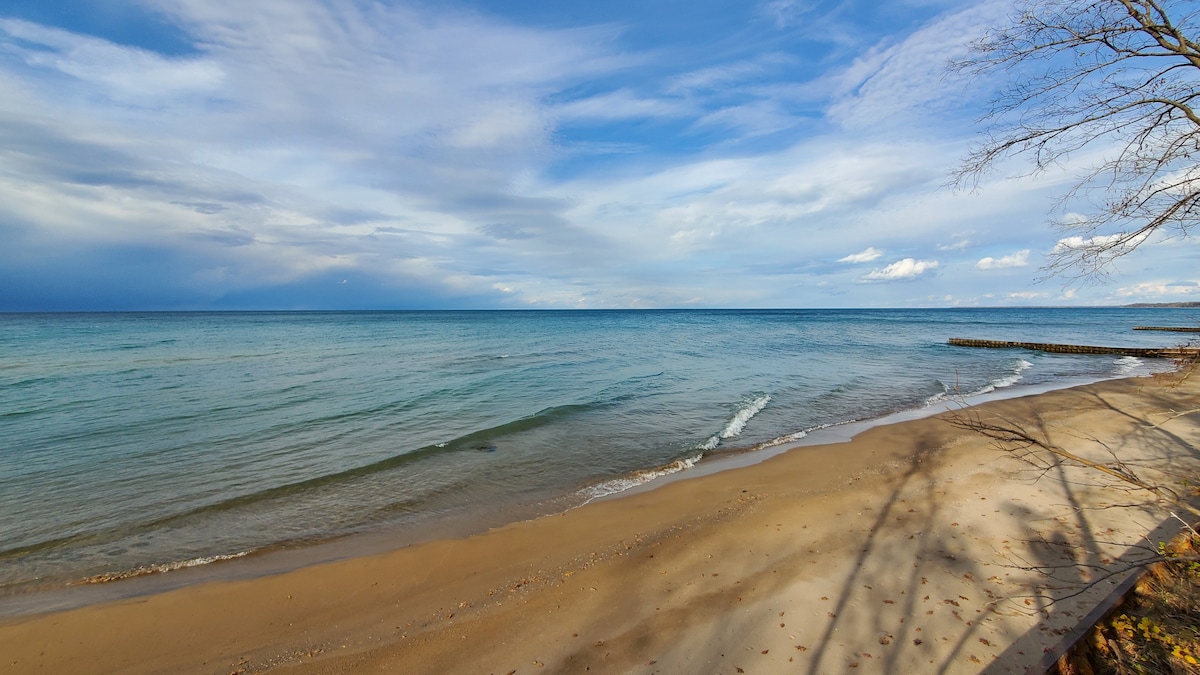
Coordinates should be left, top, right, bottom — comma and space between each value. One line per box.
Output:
954, 0, 1200, 280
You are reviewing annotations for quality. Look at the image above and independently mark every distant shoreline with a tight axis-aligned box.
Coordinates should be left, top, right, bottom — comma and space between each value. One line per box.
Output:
1122, 301, 1200, 308
2, 302, 1199, 313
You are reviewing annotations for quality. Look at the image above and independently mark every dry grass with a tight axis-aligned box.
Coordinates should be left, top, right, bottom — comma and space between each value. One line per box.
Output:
1051, 530, 1200, 675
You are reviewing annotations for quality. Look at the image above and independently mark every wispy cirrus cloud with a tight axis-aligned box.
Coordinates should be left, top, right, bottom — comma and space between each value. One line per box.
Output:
1, 0, 1193, 310
824, 1, 1009, 134
0, 1, 629, 305
553, 89, 692, 122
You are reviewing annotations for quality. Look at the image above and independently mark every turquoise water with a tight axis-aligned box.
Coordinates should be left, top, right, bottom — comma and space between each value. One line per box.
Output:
0, 308, 1192, 603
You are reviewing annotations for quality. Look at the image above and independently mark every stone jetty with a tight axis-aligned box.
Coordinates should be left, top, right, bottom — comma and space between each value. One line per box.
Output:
948, 338, 1198, 359
1132, 326, 1200, 333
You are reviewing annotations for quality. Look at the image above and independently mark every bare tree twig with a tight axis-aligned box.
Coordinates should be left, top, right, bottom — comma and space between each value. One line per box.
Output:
953, 0, 1200, 280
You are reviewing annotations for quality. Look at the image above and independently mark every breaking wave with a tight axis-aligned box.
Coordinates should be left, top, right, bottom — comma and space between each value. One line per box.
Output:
72, 551, 251, 586
698, 394, 771, 450
925, 358, 1033, 405
1114, 355, 1143, 375
578, 454, 703, 504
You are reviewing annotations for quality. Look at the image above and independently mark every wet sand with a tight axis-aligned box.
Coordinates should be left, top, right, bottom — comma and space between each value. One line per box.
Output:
2, 372, 1198, 674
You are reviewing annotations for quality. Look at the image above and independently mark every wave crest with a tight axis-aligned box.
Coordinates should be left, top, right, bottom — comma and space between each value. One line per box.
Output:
1114, 355, 1143, 375
699, 394, 771, 450
579, 454, 702, 504
927, 358, 1033, 405
72, 551, 251, 585
990, 358, 1033, 389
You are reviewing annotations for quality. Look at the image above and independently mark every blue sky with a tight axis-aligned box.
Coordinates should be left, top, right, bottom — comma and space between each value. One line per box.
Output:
1, 0, 1196, 310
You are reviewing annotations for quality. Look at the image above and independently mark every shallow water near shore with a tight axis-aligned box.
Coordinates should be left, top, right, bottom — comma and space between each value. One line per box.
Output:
0, 307, 1192, 612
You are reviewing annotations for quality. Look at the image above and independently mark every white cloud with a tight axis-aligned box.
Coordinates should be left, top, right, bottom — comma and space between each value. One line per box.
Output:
864, 258, 939, 281
667, 54, 794, 93
825, 2, 1007, 132
1058, 212, 1089, 226
554, 89, 690, 121
0, 0, 633, 302
937, 239, 971, 251
1114, 281, 1200, 298
838, 247, 884, 263
1052, 232, 1150, 254
976, 249, 1029, 270
1, 0, 1192, 310
759, 0, 807, 28
1008, 291, 1043, 300
446, 102, 547, 149
693, 100, 798, 136
1052, 234, 1121, 252
0, 19, 225, 102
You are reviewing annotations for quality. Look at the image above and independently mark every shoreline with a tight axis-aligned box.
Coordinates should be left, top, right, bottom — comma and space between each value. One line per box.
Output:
2, 368, 1198, 673
3, 308, 1187, 621
598, 370, 1135, 502
0, 364, 1171, 621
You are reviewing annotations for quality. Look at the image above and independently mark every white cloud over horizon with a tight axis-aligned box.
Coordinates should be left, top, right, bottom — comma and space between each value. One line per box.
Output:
937, 238, 971, 251
838, 247, 884, 263
864, 258, 939, 281
1114, 280, 1200, 299
0, 0, 1193, 310
976, 249, 1030, 270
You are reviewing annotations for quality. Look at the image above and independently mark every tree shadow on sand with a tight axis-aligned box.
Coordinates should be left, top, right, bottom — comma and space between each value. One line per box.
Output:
957, 383, 1200, 674
528, 387, 1198, 674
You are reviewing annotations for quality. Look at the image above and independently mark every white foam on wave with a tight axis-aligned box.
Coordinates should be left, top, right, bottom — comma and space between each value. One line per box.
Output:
990, 358, 1033, 389
578, 454, 703, 504
576, 421, 826, 505
924, 385, 952, 407
1114, 355, 1143, 375
761, 429, 809, 447
698, 394, 771, 450
576, 420, 842, 506
722, 394, 771, 438
73, 551, 251, 585
924, 358, 1033, 406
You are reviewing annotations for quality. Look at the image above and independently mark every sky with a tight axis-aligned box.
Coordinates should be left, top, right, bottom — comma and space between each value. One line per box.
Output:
0, 0, 1196, 310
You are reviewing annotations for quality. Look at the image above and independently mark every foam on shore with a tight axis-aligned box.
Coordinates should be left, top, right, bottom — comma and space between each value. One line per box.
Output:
72, 552, 252, 585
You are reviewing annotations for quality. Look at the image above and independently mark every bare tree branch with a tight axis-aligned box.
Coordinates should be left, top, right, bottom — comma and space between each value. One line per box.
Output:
953, 0, 1200, 279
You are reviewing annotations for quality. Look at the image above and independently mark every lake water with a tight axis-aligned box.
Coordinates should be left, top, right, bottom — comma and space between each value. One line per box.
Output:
1, 307, 1192, 609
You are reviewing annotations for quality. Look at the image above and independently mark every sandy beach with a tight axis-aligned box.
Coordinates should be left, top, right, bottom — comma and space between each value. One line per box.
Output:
2, 371, 1198, 675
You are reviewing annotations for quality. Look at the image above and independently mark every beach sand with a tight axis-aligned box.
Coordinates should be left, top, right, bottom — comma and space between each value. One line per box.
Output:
2, 372, 1199, 674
